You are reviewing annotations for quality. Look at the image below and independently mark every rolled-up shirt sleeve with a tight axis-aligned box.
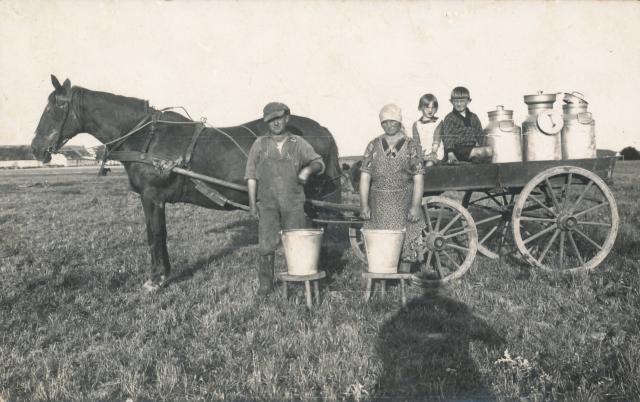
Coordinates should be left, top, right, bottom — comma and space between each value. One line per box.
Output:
244, 139, 261, 181
297, 137, 325, 175
359, 140, 376, 174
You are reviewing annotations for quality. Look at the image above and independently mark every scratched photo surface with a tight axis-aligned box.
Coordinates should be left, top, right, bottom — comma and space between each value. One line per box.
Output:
1, 1, 639, 401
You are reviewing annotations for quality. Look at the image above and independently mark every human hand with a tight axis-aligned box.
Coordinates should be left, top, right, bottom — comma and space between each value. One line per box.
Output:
297, 167, 311, 184
360, 205, 371, 220
447, 152, 458, 165
408, 205, 422, 223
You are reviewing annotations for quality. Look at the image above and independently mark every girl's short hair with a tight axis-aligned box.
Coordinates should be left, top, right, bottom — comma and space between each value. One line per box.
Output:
450, 86, 471, 100
418, 94, 439, 110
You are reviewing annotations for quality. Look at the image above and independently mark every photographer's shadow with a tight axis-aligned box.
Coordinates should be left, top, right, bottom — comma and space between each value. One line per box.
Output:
375, 288, 504, 401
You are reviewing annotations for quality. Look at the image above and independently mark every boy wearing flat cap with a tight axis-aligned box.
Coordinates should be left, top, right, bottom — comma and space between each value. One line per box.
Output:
244, 102, 325, 296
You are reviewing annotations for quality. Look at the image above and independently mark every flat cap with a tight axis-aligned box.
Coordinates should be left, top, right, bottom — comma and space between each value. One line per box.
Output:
263, 102, 290, 122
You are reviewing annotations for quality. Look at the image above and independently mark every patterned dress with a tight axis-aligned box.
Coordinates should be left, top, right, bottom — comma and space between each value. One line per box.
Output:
361, 134, 426, 261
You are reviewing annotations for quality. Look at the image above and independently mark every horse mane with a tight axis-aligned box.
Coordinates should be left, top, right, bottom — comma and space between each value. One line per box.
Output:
73, 86, 191, 122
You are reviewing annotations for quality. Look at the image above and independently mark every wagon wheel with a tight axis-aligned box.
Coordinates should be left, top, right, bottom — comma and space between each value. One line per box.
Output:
512, 166, 619, 273
412, 196, 478, 287
349, 223, 366, 263
462, 190, 521, 259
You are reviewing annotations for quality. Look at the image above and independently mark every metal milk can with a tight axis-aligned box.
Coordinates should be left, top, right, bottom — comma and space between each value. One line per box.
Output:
485, 105, 522, 163
561, 92, 596, 159
522, 91, 564, 161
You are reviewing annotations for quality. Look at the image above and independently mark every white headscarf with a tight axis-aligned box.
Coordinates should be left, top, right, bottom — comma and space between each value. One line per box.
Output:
379, 104, 402, 123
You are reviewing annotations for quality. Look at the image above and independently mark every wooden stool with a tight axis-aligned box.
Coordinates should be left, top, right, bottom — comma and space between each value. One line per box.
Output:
362, 272, 413, 306
277, 271, 326, 309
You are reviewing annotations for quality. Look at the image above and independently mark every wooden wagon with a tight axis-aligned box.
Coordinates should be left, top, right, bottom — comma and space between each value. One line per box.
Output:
340, 157, 619, 286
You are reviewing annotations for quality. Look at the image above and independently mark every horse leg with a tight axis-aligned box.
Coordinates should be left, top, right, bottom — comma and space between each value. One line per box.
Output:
141, 195, 171, 289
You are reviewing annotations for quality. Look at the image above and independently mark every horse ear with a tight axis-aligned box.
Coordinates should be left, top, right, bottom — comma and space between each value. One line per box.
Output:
62, 78, 71, 91
51, 75, 62, 92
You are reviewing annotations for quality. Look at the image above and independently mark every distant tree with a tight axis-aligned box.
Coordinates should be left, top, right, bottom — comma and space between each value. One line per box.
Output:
620, 146, 640, 160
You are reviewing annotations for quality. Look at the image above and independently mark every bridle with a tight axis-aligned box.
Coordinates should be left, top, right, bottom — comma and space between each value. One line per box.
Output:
47, 90, 78, 154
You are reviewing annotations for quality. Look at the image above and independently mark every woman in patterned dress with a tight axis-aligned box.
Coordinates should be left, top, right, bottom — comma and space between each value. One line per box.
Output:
359, 104, 425, 272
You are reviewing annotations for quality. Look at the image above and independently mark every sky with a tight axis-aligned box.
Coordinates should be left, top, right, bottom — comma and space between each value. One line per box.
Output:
1, 0, 640, 156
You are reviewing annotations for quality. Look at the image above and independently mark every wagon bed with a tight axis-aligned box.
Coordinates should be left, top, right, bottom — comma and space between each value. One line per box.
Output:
342, 156, 619, 286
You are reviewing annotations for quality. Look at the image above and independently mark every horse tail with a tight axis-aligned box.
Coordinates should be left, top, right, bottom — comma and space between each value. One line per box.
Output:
321, 125, 341, 181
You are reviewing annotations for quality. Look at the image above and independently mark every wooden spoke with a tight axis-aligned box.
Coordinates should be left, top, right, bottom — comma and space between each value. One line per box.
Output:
441, 249, 461, 270
434, 252, 443, 278
445, 242, 470, 252
424, 205, 433, 231
537, 229, 560, 264
567, 232, 584, 266
475, 214, 503, 226
577, 221, 611, 227
519, 216, 556, 222
434, 207, 443, 232
569, 180, 595, 214
544, 178, 561, 211
467, 203, 504, 214
573, 202, 608, 218
425, 251, 433, 270
480, 225, 498, 244
527, 194, 558, 217
573, 228, 603, 251
561, 173, 573, 210
523, 223, 558, 245
443, 227, 474, 240
558, 231, 565, 269
486, 192, 504, 208
440, 212, 463, 234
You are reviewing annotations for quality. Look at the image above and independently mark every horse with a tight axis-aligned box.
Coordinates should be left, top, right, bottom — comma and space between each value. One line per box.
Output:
31, 75, 342, 289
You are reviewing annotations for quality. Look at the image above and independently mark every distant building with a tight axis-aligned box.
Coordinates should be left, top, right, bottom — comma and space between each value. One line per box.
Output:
0, 145, 45, 168
58, 145, 98, 166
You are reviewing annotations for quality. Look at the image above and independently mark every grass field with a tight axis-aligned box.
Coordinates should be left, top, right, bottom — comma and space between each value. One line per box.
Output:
1, 162, 639, 401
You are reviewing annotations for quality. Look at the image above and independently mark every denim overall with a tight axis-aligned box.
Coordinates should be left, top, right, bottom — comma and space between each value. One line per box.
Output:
256, 137, 308, 255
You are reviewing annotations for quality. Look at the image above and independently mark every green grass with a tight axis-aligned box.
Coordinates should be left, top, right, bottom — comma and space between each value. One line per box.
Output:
1, 162, 639, 401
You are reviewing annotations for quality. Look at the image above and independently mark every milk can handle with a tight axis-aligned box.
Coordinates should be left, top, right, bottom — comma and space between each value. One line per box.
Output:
577, 112, 593, 124
499, 120, 515, 132
571, 91, 584, 98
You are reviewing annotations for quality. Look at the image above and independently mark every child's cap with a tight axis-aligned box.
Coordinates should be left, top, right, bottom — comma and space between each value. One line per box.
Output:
379, 104, 403, 123
418, 94, 439, 110
450, 86, 471, 100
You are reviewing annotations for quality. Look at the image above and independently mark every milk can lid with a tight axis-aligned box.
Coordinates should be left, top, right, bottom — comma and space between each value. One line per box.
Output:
488, 105, 514, 119
563, 91, 589, 105
524, 91, 557, 105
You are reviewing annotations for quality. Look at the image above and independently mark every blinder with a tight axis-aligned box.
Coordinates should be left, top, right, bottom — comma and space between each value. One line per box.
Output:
47, 93, 75, 154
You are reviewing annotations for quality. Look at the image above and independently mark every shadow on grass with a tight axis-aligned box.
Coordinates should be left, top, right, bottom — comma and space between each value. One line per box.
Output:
375, 287, 505, 400
169, 219, 257, 285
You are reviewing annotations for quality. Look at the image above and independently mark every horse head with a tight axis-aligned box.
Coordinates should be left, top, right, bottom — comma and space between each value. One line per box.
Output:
31, 75, 83, 163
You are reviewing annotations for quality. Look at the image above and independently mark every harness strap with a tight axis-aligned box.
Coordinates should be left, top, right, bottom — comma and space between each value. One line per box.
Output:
183, 123, 206, 168
211, 126, 249, 158
240, 125, 258, 138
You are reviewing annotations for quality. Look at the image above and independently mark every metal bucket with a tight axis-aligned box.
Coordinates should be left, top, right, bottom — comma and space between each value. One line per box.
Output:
280, 228, 324, 276
361, 229, 405, 273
